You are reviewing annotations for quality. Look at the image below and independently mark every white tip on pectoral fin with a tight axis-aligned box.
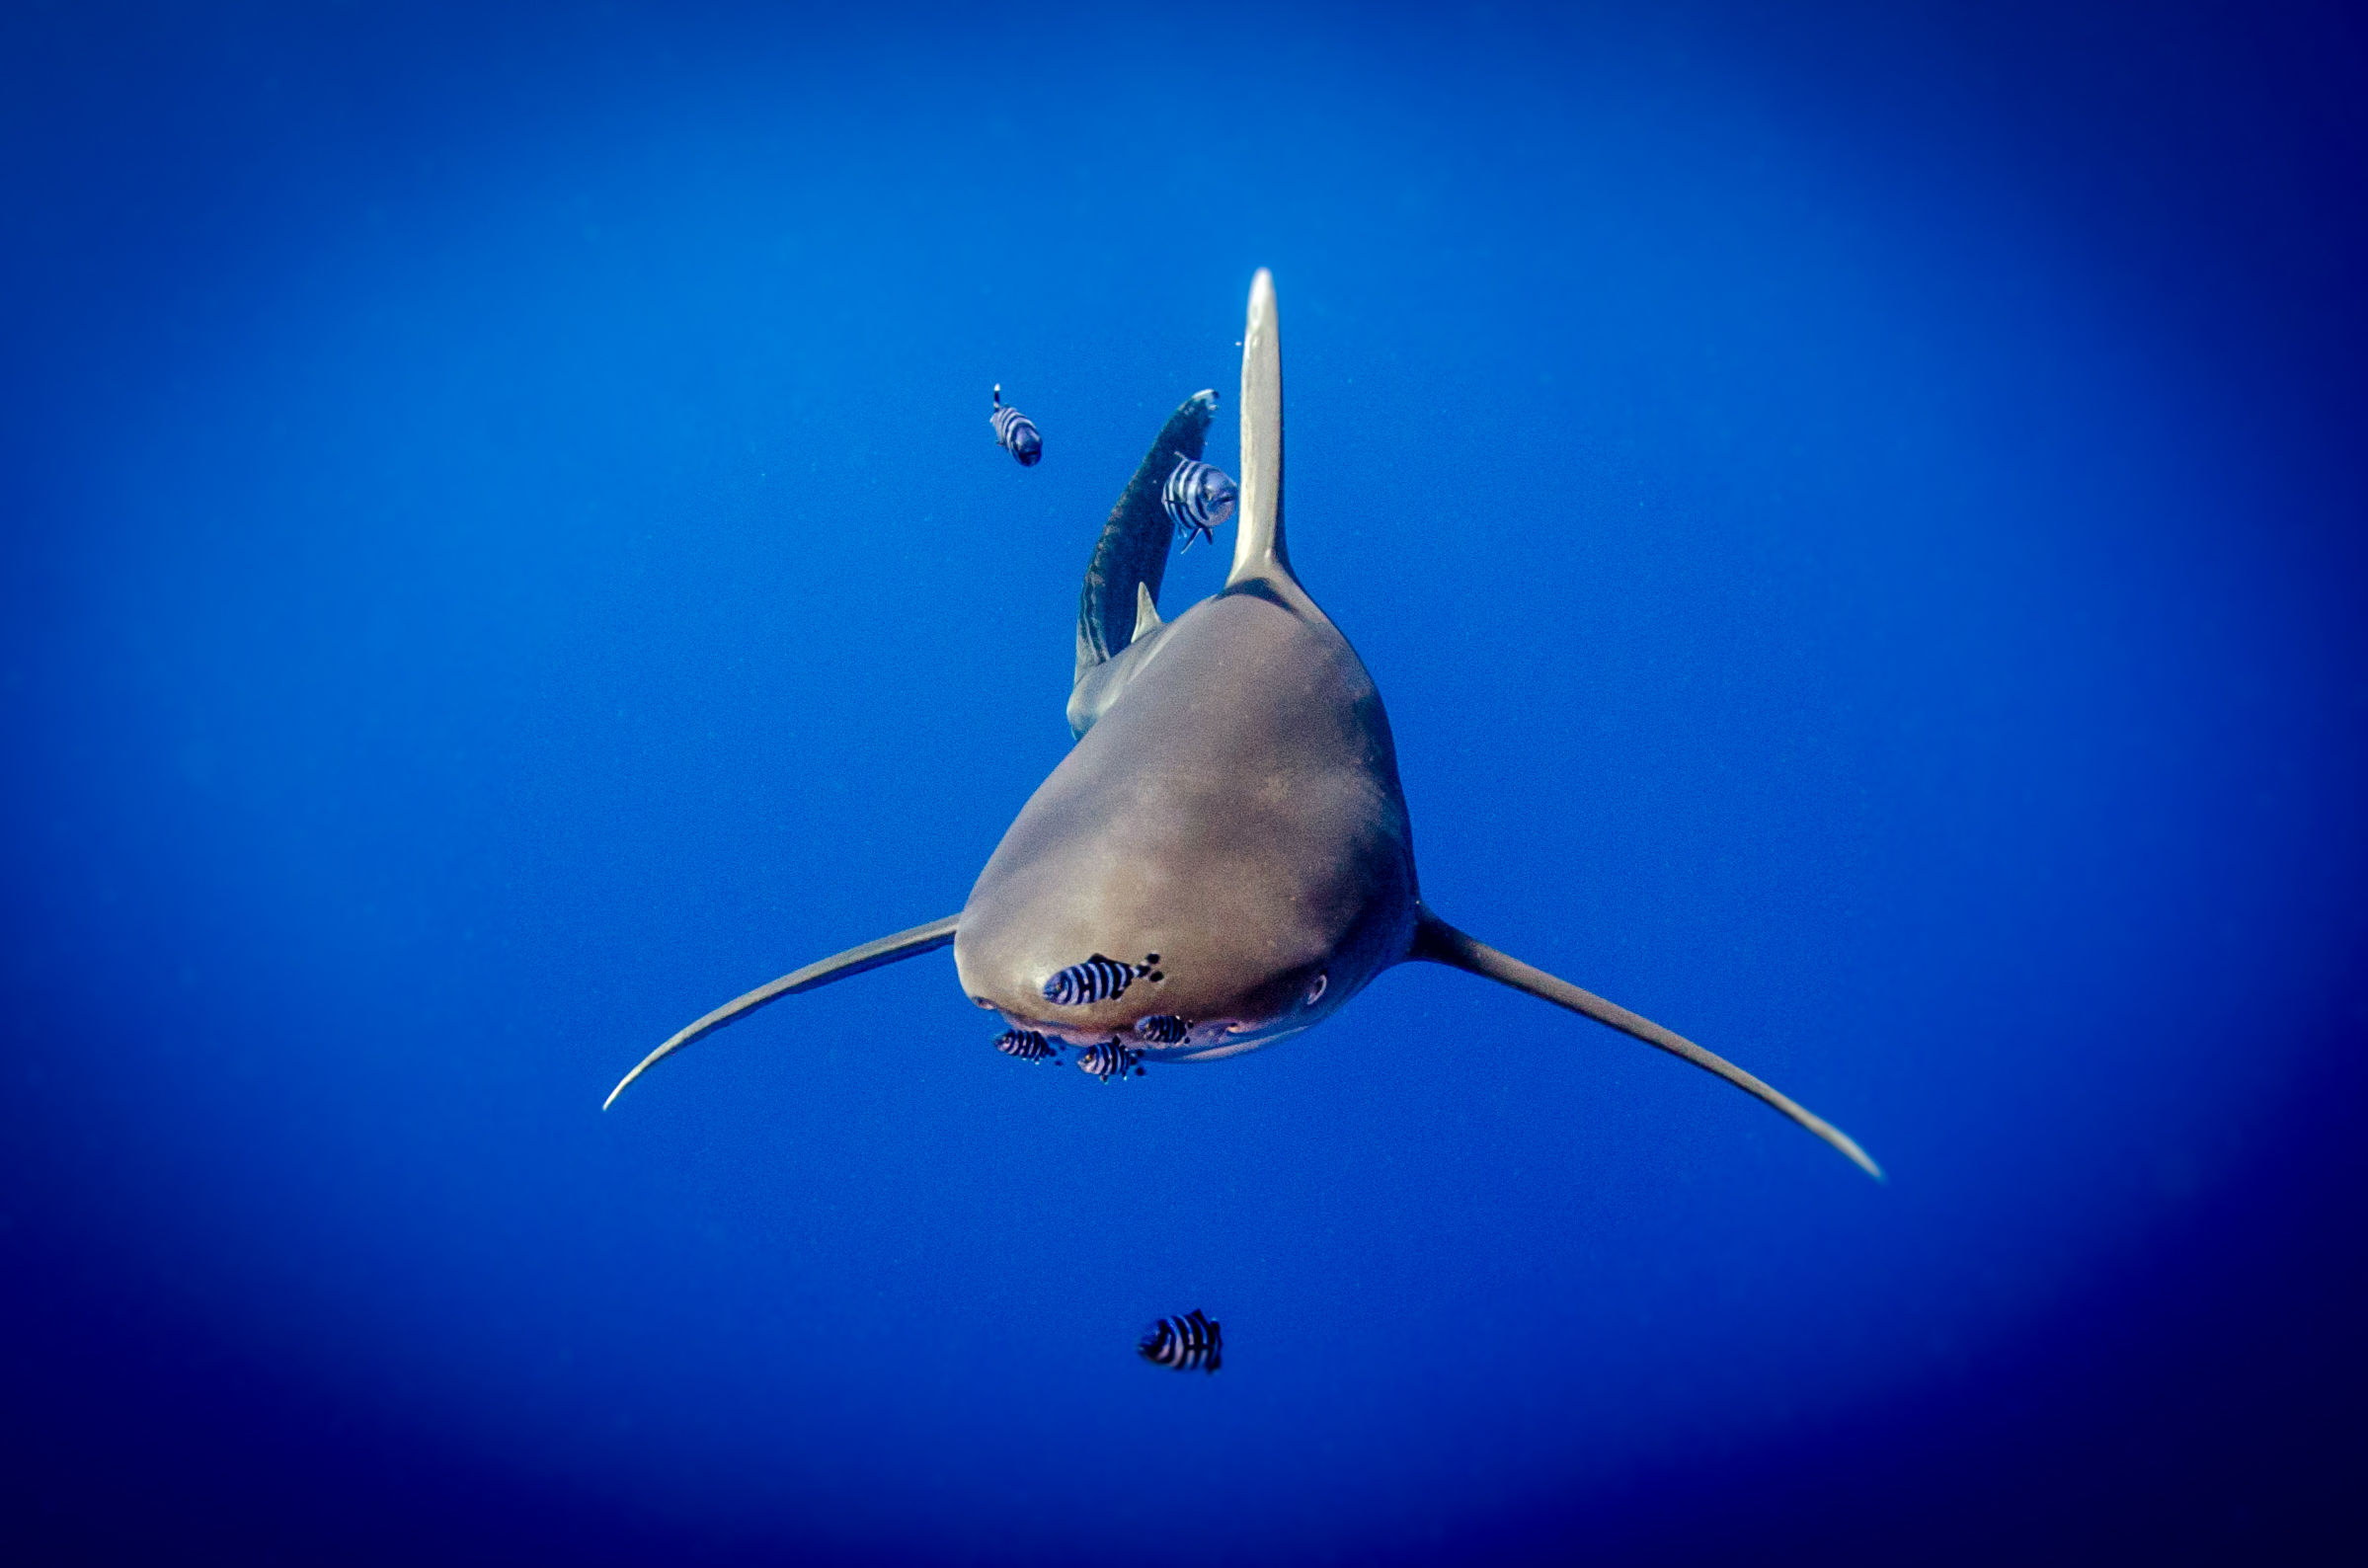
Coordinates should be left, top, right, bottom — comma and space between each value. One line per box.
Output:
1226, 269, 1291, 591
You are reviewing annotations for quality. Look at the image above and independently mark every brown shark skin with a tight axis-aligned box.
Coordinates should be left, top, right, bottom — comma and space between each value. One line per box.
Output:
955, 584, 1419, 1055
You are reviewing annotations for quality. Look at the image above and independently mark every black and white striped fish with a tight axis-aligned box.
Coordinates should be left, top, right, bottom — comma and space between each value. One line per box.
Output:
1139, 1308, 1222, 1373
989, 384, 1042, 466
1161, 457, 1238, 549
1134, 1014, 1191, 1044
993, 1028, 1059, 1062
1076, 1041, 1145, 1081
1041, 952, 1160, 1007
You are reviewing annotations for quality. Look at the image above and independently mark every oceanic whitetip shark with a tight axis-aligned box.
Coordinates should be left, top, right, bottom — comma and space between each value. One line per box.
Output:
605, 271, 1881, 1181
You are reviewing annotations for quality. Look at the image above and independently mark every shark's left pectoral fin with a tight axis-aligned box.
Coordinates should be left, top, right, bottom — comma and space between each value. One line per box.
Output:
602, 914, 961, 1110
1410, 908, 1884, 1180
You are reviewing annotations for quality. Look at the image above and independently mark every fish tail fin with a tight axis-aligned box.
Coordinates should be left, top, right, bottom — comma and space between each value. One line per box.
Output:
1072, 390, 1218, 683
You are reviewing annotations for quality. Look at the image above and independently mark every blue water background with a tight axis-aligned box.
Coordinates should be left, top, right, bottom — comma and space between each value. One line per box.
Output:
3, 4, 2363, 1562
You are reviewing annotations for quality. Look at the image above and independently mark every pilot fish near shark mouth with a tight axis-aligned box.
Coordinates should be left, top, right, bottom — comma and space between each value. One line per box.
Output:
601, 270, 1884, 1184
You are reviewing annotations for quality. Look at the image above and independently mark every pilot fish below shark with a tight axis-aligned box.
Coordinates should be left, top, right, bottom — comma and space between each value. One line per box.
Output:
602, 270, 1884, 1186
1140, 1309, 1223, 1373
1074, 1041, 1145, 1081
992, 1028, 1060, 1062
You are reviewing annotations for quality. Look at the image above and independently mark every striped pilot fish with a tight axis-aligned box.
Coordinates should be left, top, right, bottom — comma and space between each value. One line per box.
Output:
989, 384, 1042, 466
1041, 952, 1160, 1007
1161, 457, 1238, 549
993, 1028, 1059, 1061
1134, 1014, 1191, 1044
1139, 1308, 1222, 1373
1075, 1041, 1145, 1081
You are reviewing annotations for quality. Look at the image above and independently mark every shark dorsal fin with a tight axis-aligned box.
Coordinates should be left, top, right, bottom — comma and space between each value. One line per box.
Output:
1131, 581, 1162, 644
1226, 269, 1292, 592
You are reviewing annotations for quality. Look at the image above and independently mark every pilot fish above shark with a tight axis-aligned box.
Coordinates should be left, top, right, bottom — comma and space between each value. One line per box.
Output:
603, 270, 1883, 1182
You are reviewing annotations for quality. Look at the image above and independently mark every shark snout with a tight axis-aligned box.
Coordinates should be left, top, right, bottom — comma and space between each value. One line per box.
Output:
957, 928, 1341, 1058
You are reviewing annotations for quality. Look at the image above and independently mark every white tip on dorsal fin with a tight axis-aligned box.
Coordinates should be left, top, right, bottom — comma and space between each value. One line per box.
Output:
1226, 269, 1292, 591
1131, 581, 1162, 645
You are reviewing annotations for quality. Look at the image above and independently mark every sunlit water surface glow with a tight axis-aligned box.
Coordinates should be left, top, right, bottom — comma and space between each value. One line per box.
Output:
3, 4, 2362, 1562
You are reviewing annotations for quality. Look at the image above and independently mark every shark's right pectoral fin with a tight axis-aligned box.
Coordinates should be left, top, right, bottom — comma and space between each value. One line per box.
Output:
602, 914, 961, 1109
1410, 908, 1884, 1180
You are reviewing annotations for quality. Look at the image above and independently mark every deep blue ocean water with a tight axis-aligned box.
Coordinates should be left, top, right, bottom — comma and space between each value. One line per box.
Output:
4, 4, 2364, 1562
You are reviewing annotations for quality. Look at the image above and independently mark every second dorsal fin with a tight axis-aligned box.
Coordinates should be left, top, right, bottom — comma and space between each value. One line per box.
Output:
1131, 581, 1162, 644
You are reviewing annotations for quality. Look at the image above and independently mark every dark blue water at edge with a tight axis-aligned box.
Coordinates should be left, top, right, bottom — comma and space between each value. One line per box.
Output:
4, 3, 2364, 1563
